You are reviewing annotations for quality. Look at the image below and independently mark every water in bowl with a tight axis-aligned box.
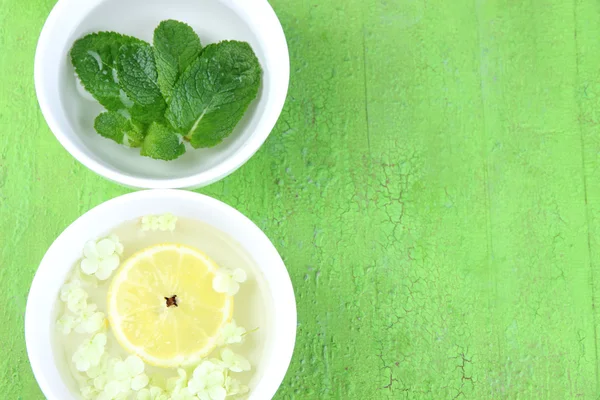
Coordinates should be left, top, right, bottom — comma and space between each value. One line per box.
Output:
53, 216, 273, 399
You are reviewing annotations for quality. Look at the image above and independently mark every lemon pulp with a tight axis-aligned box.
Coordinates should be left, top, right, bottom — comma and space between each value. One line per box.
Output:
107, 243, 233, 367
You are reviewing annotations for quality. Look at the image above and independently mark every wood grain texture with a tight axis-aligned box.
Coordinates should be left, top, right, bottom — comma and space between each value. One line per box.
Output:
2, 0, 600, 398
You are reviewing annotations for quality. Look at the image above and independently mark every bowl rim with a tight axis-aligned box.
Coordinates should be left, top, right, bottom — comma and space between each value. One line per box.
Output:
25, 189, 297, 400
34, 0, 289, 189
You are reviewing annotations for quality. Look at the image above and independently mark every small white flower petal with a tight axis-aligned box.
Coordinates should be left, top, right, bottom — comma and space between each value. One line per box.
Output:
87, 359, 105, 379
93, 332, 107, 347
119, 378, 133, 393
83, 240, 99, 259
75, 358, 91, 372
86, 303, 98, 312
212, 274, 232, 294
187, 378, 204, 395
81, 258, 99, 275
220, 348, 251, 372
56, 314, 76, 335
86, 312, 106, 333
104, 380, 121, 397
96, 238, 116, 257
141, 216, 151, 232
81, 385, 98, 399
131, 373, 150, 391
67, 288, 88, 313
137, 389, 151, 400
232, 268, 247, 283
206, 370, 224, 386
226, 281, 240, 296
113, 360, 128, 378
95, 265, 113, 281
208, 385, 226, 400
94, 375, 108, 390
220, 348, 234, 364
108, 234, 124, 255
115, 241, 124, 256
125, 355, 145, 376
100, 254, 120, 271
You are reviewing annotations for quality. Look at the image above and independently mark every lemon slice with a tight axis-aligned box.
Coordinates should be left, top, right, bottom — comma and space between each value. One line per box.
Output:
107, 243, 233, 367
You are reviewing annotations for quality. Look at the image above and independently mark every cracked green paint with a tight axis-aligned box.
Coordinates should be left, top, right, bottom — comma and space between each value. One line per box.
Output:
2, 0, 600, 398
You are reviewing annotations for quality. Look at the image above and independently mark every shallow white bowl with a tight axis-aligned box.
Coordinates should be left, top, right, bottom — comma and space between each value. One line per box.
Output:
25, 190, 296, 399
35, 0, 289, 189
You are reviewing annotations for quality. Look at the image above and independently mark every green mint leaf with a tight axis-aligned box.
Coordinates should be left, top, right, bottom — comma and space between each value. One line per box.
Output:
94, 111, 144, 147
140, 122, 186, 160
71, 32, 146, 111
116, 43, 167, 124
153, 20, 202, 101
165, 40, 262, 148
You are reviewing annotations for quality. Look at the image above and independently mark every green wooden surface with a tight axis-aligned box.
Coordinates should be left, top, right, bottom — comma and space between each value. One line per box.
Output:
3, 0, 600, 398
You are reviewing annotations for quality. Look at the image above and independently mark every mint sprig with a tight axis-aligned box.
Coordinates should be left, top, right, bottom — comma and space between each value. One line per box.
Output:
166, 41, 262, 148
70, 20, 261, 161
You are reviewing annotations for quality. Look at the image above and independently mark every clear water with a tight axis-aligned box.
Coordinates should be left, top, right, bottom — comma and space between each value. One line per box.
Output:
55, 216, 274, 398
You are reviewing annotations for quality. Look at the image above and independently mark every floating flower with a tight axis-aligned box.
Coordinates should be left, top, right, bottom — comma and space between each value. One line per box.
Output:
170, 387, 197, 400
72, 333, 107, 372
92, 355, 149, 400
136, 386, 169, 400
220, 348, 251, 373
224, 376, 249, 397
97, 379, 131, 400
81, 384, 101, 400
75, 304, 106, 334
80, 236, 123, 280
112, 355, 150, 391
217, 320, 246, 346
212, 268, 247, 296
60, 279, 89, 313
187, 360, 227, 400
56, 314, 77, 335
141, 213, 177, 232
166, 368, 188, 394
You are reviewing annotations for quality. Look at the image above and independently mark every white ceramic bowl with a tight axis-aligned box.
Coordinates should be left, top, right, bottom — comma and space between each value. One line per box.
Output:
25, 190, 296, 399
35, 0, 289, 189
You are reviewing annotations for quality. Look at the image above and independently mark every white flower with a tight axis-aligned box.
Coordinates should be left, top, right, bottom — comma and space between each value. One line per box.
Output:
224, 376, 249, 397
60, 280, 89, 313
212, 268, 247, 296
86, 355, 108, 380
80, 236, 123, 280
81, 385, 101, 399
166, 368, 188, 393
56, 314, 77, 335
220, 348, 251, 373
136, 386, 169, 400
108, 234, 124, 255
188, 360, 227, 400
75, 304, 106, 334
217, 320, 246, 346
111, 355, 149, 391
72, 333, 107, 372
170, 388, 197, 400
81, 235, 123, 281
141, 213, 177, 232
98, 379, 130, 400
94, 355, 149, 400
